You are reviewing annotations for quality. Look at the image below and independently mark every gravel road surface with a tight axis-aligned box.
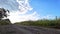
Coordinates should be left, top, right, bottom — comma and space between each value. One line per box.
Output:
0, 25, 60, 34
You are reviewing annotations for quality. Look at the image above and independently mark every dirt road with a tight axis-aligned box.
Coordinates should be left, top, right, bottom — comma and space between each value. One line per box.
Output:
0, 25, 60, 34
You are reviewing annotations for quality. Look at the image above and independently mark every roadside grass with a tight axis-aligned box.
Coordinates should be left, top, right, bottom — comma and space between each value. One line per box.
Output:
14, 18, 60, 29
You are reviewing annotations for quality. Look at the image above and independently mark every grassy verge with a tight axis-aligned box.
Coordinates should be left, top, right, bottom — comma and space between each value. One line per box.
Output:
14, 18, 60, 29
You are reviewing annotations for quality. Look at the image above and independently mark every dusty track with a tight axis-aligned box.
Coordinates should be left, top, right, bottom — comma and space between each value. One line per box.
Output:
0, 24, 60, 34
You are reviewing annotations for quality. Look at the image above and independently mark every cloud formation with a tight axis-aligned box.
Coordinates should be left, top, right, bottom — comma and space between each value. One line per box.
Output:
39, 15, 55, 19
8, 11, 39, 23
7, 0, 39, 23
16, 0, 33, 14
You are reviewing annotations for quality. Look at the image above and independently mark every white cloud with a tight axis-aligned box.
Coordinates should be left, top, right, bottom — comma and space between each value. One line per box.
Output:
39, 15, 55, 19
8, 11, 55, 23
8, 11, 39, 23
16, 0, 33, 14
6, 0, 39, 24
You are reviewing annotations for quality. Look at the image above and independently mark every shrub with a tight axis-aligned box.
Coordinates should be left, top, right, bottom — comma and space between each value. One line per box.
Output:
0, 19, 11, 25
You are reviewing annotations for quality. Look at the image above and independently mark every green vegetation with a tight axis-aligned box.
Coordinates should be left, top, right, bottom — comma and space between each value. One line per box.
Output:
0, 19, 11, 25
14, 17, 60, 28
0, 8, 11, 25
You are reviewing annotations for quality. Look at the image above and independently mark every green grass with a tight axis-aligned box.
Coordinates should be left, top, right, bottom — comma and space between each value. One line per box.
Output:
14, 18, 60, 28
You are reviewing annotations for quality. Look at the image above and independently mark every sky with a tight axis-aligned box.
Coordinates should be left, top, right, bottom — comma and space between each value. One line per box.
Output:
0, 0, 60, 23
